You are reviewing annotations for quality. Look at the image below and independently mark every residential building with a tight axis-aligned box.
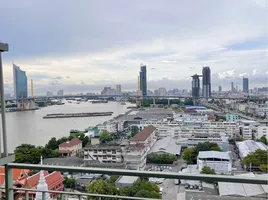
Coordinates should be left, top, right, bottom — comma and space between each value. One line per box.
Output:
197, 151, 232, 173
158, 87, 167, 96
116, 85, 122, 95
202, 66, 211, 98
243, 77, 249, 93
139, 63, 147, 96
83, 145, 123, 163
58, 138, 82, 157
256, 126, 268, 139
13, 63, 28, 99
97, 122, 119, 133
226, 113, 240, 122
124, 125, 157, 170
57, 90, 64, 96
191, 74, 200, 98
240, 126, 253, 139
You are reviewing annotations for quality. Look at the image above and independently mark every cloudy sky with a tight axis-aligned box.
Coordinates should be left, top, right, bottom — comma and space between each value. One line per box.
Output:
1, 0, 268, 95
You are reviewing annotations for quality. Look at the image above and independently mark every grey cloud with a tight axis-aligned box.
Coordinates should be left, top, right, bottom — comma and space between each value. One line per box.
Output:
53, 76, 63, 80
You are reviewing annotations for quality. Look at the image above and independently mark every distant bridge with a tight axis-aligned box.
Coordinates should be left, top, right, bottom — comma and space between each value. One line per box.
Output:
6, 94, 268, 102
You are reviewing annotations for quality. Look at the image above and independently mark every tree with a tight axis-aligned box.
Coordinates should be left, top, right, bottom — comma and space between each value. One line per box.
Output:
259, 136, 268, 145
242, 149, 268, 166
182, 147, 198, 164
15, 144, 60, 164
87, 180, 117, 200
99, 131, 112, 144
147, 153, 177, 164
131, 126, 140, 137
45, 137, 58, 150
108, 176, 119, 184
201, 166, 216, 174
260, 164, 268, 173
196, 142, 221, 152
64, 177, 76, 189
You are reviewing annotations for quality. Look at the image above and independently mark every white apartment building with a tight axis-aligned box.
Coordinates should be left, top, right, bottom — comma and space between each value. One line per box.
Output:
240, 126, 253, 140
197, 151, 232, 174
173, 113, 208, 121
255, 107, 268, 117
256, 126, 268, 139
124, 125, 157, 170
97, 122, 118, 133
83, 145, 123, 163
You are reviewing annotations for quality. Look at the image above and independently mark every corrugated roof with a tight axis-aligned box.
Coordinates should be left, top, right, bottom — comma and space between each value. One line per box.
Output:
150, 137, 181, 155
218, 173, 267, 197
130, 125, 156, 142
236, 140, 268, 159
198, 151, 231, 160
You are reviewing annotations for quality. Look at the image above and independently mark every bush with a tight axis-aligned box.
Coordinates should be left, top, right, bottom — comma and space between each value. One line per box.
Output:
147, 153, 177, 164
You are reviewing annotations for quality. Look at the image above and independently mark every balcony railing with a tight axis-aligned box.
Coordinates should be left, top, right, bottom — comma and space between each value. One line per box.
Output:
2, 162, 268, 200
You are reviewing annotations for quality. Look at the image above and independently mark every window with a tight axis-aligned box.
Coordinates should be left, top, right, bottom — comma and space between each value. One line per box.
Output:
103, 156, 107, 159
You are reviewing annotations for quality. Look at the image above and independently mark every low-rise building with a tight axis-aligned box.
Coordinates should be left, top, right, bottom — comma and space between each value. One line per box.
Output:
124, 125, 157, 170
226, 113, 240, 122
58, 138, 83, 157
83, 144, 123, 164
256, 126, 268, 139
115, 176, 139, 188
236, 140, 268, 160
197, 151, 232, 174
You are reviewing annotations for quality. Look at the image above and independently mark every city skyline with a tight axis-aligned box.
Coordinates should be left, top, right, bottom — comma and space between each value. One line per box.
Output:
0, 0, 267, 95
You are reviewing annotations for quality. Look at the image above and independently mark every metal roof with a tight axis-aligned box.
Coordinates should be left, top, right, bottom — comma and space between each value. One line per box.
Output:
198, 151, 231, 160
218, 173, 268, 197
236, 140, 268, 159
150, 136, 181, 155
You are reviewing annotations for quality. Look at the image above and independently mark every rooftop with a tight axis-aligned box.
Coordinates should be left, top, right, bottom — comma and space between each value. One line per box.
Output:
130, 125, 156, 142
150, 136, 181, 155
198, 151, 232, 160
84, 144, 121, 150
59, 138, 82, 148
117, 176, 139, 184
42, 157, 84, 167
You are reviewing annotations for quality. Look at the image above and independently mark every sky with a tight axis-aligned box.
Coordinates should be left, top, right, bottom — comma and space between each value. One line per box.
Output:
0, 0, 268, 95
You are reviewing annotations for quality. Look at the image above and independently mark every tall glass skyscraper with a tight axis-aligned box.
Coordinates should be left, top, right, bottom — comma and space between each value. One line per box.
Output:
243, 77, 249, 93
139, 64, 147, 96
192, 74, 200, 98
202, 66, 211, 98
13, 64, 28, 99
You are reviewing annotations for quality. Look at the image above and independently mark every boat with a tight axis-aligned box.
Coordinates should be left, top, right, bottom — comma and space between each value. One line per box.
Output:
121, 102, 126, 105
92, 100, 108, 104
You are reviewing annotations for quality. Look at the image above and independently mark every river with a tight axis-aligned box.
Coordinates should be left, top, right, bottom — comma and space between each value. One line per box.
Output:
3, 101, 131, 153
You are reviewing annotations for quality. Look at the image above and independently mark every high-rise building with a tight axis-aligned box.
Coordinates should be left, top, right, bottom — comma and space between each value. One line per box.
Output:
231, 82, 235, 93
57, 90, 64, 97
243, 77, 249, 93
13, 63, 28, 99
192, 74, 201, 98
202, 66, 211, 98
139, 63, 147, 96
158, 87, 167, 96
116, 85, 122, 95
218, 86, 222, 93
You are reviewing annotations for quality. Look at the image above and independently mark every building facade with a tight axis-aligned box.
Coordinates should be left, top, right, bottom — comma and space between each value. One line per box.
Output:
243, 77, 249, 93
13, 63, 28, 99
58, 138, 82, 156
202, 66, 211, 98
191, 74, 200, 98
116, 85, 122, 95
139, 64, 147, 96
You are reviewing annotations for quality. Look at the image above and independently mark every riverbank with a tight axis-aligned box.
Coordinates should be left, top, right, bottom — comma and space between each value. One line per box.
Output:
43, 112, 113, 119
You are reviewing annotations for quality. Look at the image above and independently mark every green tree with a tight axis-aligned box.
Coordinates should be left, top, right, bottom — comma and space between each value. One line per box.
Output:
99, 131, 112, 144
131, 126, 140, 137
182, 147, 198, 164
260, 164, 268, 173
147, 153, 177, 164
15, 144, 60, 164
259, 136, 268, 145
108, 176, 119, 184
45, 137, 58, 150
242, 149, 268, 166
87, 180, 118, 200
201, 166, 216, 174
63, 177, 76, 189
196, 142, 221, 152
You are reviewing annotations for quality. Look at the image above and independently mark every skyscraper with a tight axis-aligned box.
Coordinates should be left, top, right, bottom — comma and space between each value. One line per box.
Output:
243, 77, 249, 93
116, 85, 122, 95
13, 63, 28, 99
218, 85, 222, 93
202, 66, 211, 98
139, 63, 147, 96
192, 74, 200, 98
231, 82, 235, 93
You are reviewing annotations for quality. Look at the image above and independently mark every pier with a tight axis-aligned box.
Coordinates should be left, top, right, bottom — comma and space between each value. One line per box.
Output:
43, 112, 113, 119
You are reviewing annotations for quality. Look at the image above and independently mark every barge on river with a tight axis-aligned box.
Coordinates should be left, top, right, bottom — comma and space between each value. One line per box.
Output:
43, 112, 113, 119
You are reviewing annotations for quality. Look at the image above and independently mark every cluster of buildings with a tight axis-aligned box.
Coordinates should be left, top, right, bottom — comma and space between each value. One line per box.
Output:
101, 85, 122, 96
